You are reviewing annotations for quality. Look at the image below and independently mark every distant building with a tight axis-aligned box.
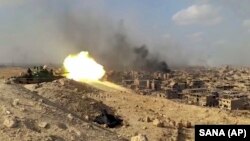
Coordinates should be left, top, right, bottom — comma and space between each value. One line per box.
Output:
134, 78, 147, 89
147, 80, 161, 90
216, 84, 235, 90
169, 81, 187, 92
155, 89, 178, 99
184, 93, 218, 107
219, 94, 249, 110
188, 80, 205, 88
122, 80, 134, 86
198, 95, 218, 107
219, 98, 248, 110
182, 88, 208, 94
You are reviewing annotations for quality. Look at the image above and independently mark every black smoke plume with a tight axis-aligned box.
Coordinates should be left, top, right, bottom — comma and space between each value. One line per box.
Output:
59, 12, 170, 72
134, 45, 170, 72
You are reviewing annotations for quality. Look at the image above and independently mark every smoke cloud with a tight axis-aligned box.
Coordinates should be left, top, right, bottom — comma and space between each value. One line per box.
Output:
60, 13, 170, 72
0, 0, 190, 70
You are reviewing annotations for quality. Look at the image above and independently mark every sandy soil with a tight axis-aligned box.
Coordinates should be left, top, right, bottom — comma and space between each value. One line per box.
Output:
86, 81, 250, 141
0, 79, 126, 141
0, 67, 25, 79
0, 67, 250, 141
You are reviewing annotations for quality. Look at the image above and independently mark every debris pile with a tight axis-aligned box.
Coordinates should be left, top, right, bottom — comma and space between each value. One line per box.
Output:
35, 79, 114, 121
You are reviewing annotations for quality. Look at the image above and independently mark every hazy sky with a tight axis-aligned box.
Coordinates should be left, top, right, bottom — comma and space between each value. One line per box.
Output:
1, 0, 250, 67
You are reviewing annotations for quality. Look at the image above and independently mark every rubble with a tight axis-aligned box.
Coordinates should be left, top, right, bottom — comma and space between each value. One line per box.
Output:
145, 116, 151, 122
12, 99, 20, 106
3, 117, 18, 128
4, 79, 12, 84
23, 119, 40, 132
186, 121, 192, 128
84, 115, 90, 121
56, 122, 68, 130
177, 121, 184, 128
67, 114, 74, 121
153, 119, 163, 127
69, 127, 82, 137
58, 79, 65, 86
122, 121, 130, 128
38, 121, 49, 128
131, 134, 148, 141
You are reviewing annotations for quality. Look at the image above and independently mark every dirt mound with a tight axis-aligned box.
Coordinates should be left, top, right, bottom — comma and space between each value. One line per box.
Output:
34, 78, 114, 121
0, 79, 126, 141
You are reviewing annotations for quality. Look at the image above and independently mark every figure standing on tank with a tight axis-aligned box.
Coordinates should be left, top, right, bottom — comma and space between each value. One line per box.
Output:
27, 68, 32, 78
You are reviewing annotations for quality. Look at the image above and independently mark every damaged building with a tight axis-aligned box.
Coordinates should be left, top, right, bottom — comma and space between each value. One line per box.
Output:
219, 94, 249, 110
107, 66, 250, 111
187, 79, 205, 88
179, 88, 219, 107
184, 93, 218, 107
154, 89, 179, 99
133, 79, 161, 91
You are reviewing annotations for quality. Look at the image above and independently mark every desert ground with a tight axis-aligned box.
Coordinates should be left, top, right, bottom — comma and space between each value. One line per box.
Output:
0, 67, 250, 141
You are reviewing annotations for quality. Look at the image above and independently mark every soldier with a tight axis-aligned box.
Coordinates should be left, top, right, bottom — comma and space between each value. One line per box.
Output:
43, 65, 47, 70
33, 66, 38, 75
50, 69, 54, 75
39, 66, 43, 70
27, 68, 32, 77
42, 65, 49, 74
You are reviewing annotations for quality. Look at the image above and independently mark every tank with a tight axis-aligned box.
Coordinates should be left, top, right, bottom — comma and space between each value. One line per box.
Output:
12, 66, 64, 84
